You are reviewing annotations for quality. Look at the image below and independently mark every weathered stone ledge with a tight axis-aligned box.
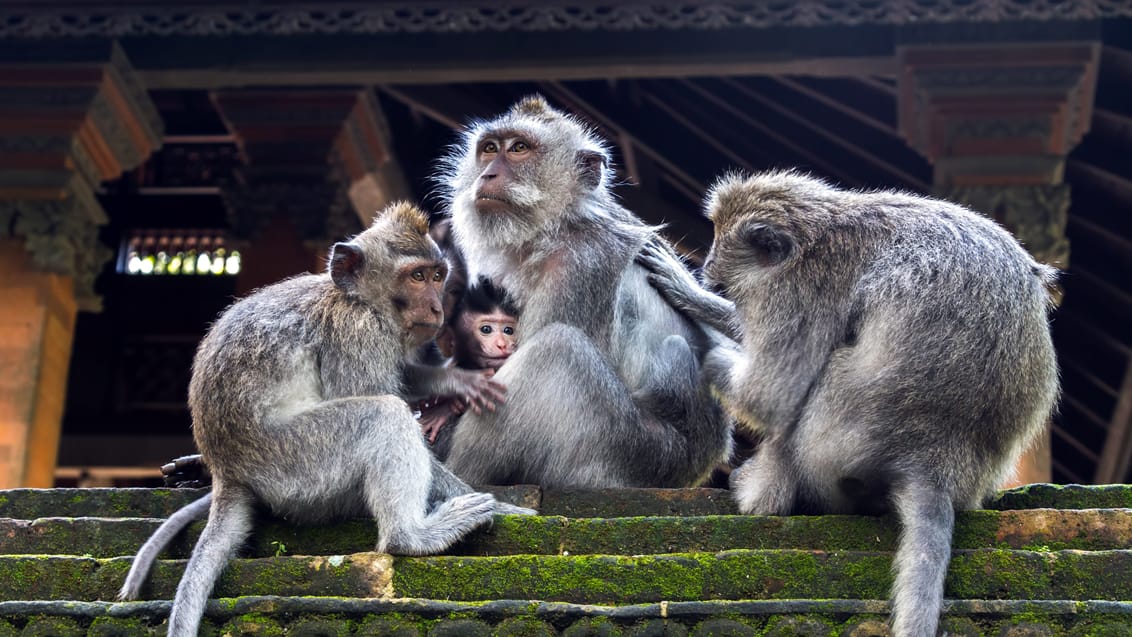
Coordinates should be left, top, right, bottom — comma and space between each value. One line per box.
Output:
3, 508, 1131, 559
2, 483, 1129, 520
3, 549, 1129, 603
0, 597, 1130, 635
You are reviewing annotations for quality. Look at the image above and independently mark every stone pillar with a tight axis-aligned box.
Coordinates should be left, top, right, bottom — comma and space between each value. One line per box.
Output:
212, 89, 409, 296
898, 42, 1100, 486
0, 42, 162, 487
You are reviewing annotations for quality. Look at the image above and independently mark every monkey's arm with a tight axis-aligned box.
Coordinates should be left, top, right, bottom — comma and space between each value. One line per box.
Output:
636, 240, 743, 343
404, 363, 506, 415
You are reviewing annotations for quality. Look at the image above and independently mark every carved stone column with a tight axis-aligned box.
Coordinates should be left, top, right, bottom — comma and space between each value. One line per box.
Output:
0, 42, 162, 487
898, 42, 1100, 485
212, 89, 409, 295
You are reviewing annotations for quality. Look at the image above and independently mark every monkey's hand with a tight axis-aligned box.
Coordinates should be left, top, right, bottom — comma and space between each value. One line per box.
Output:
418, 397, 465, 443
435, 367, 507, 415
161, 453, 212, 489
636, 240, 743, 343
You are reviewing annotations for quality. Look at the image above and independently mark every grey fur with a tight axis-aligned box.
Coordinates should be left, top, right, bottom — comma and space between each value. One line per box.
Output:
118, 202, 533, 637
642, 170, 1059, 637
438, 95, 732, 488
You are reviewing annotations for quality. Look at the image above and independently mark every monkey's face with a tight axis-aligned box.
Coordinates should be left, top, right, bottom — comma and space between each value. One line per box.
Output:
454, 309, 518, 371
392, 259, 449, 348
445, 97, 613, 247
330, 202, 449, 347
472, 133, 544, 215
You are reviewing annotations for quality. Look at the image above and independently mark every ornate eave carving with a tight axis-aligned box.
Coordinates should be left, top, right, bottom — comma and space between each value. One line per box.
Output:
0, 41, 162, 311
2, 1, 1131, 39
898, 43, 1100, 173
215, 88, 404, 240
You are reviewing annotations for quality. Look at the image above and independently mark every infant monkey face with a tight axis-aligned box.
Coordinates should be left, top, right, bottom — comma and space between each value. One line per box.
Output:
462, 310, 517, 370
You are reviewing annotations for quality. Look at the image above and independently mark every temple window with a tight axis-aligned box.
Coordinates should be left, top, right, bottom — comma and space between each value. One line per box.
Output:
120, 229, 241, 276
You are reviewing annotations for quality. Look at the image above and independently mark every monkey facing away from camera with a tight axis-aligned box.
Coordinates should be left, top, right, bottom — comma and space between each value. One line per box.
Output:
640, 170, 1059, 637
439, 95, 731, 488
119, 202, 533, 637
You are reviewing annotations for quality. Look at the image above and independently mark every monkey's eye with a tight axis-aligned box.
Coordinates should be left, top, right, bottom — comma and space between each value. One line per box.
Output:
411, 270, 426, 282
503, 326, 515, 335
479, 325, 493, 335
481, 141, 499, 154
509, 140, 530, 153
432, 271, 444, 282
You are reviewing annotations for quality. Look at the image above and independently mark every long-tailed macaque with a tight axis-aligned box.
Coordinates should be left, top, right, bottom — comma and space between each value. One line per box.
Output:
439, 95, 732, 488
120, 202, 534, 637
639, 170, 1059, 637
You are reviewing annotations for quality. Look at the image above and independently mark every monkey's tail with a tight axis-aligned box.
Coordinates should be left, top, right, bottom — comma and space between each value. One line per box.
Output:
118, 493, 212, 601
889, 482, 954, 637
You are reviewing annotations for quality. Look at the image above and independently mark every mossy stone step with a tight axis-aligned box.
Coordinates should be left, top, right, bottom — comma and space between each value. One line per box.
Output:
2, 483, 1129, 520
2, 597, 1131, 636
3, 508, 1131, 558
2, 549, 1129, 604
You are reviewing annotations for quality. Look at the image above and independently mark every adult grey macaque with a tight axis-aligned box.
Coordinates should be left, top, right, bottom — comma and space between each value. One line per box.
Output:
119, 202, 533, 637
439, 95, 731, 488
639, 170, 1059, 637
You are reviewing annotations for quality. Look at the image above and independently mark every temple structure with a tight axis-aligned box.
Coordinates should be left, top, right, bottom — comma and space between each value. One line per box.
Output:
0, 1, 1129, 488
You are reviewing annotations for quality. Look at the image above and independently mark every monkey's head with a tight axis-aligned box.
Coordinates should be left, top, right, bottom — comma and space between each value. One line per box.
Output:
449, 277, 520, 371
329, 201, 449, 347
442, 94, 612, 245
702, 171, 839, 296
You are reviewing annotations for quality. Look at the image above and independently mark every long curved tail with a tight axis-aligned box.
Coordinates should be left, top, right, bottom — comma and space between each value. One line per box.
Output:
118, 492, 212, 600
890, 482, 955, 637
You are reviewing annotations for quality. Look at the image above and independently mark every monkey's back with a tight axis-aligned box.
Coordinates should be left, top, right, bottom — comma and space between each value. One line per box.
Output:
794, 191, 1058, 506
187, 274, 404, 475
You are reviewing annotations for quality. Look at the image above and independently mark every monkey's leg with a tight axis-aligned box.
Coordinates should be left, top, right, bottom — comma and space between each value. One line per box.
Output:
427, 454, 536, 516
889, 480, 954, 637
630, 334, 732, 486
342, 400, 498, 555
729, 435, 798, 515
119, 493, 212, 601
167, 483, 255, 637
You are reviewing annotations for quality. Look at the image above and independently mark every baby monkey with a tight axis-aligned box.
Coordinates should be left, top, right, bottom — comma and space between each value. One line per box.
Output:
421, 277, 519, 454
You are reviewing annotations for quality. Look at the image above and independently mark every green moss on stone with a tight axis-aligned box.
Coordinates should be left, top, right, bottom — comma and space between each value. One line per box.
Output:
761, 616, 834, 637
87, 616, 149, 637
988, 484, 1132, 511
20, 616, 84, 637
1070, 621, 1132, 637
945, 550, 1051, 599
563, 616, 622, 637
287, 616, 351, 636
224, 613, 285, 636
495, 618, 555, 637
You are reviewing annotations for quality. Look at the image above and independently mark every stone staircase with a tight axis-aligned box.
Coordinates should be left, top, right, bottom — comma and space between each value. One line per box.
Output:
0, 484, 1130, 635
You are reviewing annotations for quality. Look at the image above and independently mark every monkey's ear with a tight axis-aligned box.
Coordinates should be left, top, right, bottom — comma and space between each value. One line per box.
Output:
576, 149, 607, 190
330, 242, 364, 293
741, 223, 795, 267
